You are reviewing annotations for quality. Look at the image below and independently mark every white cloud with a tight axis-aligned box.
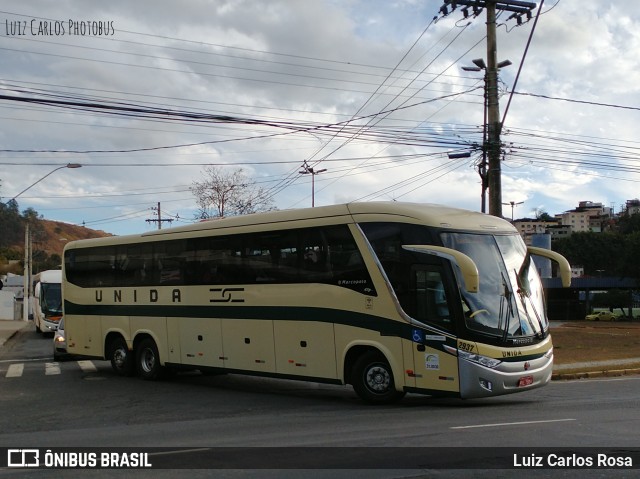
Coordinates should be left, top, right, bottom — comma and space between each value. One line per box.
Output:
1, 0, 639, 234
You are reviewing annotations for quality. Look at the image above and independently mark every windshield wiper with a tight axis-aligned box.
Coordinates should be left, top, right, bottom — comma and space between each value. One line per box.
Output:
515, 257, 545, 338
517, 254, 532, 297
500, 272, 515, 343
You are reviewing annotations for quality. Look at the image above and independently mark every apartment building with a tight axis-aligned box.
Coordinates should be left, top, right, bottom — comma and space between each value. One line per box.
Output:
625, 199, 640, 215
512, 218, 558, 245
513, 200, 618, 243
558, 201, 612, 233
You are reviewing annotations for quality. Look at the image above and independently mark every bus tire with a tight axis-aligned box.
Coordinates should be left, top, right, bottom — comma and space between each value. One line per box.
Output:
136, 338, 163, 380
108, 337, 135, 376
352, 351, 405, 405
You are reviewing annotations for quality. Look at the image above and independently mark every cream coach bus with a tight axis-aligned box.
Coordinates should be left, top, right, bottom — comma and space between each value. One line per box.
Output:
62, 202, 570, 404
32, 269, 63, 334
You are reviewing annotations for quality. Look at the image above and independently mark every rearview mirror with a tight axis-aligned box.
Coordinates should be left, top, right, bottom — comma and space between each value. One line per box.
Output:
527, 246, 571, 287
402, 245, 479, 293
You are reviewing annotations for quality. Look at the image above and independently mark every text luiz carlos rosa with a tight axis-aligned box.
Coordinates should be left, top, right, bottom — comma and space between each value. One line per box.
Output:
514, 453, 633, 468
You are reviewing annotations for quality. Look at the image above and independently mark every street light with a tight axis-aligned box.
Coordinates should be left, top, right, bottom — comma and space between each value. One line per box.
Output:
462, 58, 511, 214
9, 163, 82, 322
299, 161, 326, 207
462, 58, 512, 73
8, 163, 82, 203
502, 200, 524, 221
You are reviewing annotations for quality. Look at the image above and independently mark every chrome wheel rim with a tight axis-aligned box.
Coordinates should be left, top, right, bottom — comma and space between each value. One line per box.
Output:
365, 364, 391, 393
141, 348, 155, 373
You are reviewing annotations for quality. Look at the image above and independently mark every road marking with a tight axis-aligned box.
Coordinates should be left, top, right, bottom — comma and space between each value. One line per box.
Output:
45, 362, 61, 375
78, 360, 98, 373
451, 418, 576, 430
0, 357, 53, 363
3, 360, 100, 378
6, 363, 24, 378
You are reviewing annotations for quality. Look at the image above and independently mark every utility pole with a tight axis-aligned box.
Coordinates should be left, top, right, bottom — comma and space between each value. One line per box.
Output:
146, 202, 173, 230
462, 57, 511, 213
22, 222, 31, 322
441, 0, 537, 217
485, 1, 502, 217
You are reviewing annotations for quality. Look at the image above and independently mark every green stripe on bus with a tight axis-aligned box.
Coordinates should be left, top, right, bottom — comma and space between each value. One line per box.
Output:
63, 299, 458, 351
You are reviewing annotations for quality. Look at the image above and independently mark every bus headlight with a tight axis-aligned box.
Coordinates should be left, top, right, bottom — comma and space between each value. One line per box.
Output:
459, 349, 502, 369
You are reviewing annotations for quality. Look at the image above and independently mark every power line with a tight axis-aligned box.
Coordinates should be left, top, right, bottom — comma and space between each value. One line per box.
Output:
512, 91, 640, 112
5, 35, 471, 94
258, 16, 443, 203
0, 9, 477, 82
0, 88, 479, 154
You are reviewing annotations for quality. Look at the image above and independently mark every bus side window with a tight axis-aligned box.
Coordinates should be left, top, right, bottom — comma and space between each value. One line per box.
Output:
303, 247, 324, 269
67, 246, 117, 287
300, 229, 330, 279
154, 240, 186, 285
412, 266, 452, 329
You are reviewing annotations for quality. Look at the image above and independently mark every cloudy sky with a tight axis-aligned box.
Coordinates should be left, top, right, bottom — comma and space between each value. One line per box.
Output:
1, 0, 639, 236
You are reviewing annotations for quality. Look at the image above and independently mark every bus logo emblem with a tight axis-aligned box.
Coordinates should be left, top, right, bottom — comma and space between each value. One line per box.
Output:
209, 288, 245, 303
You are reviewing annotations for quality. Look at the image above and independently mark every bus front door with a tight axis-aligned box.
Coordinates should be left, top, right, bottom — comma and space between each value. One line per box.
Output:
410, 265, 460, 395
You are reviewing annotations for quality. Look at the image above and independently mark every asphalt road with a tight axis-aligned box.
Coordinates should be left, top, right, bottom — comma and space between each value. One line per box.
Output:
1, 328, 639, 478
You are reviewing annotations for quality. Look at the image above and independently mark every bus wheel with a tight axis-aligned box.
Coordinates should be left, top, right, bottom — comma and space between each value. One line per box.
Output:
136, 338, 163, 380
352, 351, 405, 405
108, 337, 134, 376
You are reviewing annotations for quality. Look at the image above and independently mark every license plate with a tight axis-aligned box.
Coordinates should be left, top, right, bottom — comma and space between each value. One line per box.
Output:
517, 375, 534, 387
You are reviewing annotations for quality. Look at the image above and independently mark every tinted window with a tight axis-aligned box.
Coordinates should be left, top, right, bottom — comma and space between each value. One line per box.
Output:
65, 225, 376, 295
360, 222, 455, 331
360, 222, 435, 307
411, 266, 452, 330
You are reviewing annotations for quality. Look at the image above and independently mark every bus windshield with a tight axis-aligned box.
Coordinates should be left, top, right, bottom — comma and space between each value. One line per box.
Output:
41, 283, 62, 316
440, 232, 547, 340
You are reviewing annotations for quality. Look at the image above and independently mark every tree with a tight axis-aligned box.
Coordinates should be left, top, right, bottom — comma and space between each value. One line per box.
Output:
617, 232, 640, 280
191, 166, 275, 219
532, 207, 554, 221
0, 199, 23, 248
617, 212, 640, 234
553, 232, 625, 277
22, 207, 42, 222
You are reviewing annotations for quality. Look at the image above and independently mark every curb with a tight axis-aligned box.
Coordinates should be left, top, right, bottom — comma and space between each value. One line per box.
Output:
0, 329, 19, 349
0, 321, 31, 350
552, 367, 640, 381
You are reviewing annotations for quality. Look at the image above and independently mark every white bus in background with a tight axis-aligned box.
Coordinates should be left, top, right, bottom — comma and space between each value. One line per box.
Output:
62, 202, 570, 404
32, 269, 63, 334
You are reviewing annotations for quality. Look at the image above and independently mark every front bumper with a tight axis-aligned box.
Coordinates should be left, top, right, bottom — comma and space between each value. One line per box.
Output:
459, 351, 553, 399
43, 318, 61, 332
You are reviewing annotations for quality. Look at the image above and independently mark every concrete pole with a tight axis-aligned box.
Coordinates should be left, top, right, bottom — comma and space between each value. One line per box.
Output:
486, 1, 503, 218
22, 222, 30, 321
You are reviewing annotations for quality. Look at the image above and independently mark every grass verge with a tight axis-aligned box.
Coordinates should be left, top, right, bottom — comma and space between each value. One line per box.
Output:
551, 321, 640, 374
